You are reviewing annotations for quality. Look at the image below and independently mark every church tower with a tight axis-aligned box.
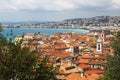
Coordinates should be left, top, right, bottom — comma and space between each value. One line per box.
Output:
100, 31, 105, 42
96, 38, 103, 53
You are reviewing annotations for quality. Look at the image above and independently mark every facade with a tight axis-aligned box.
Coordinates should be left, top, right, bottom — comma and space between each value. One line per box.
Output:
96, 38, 103, 52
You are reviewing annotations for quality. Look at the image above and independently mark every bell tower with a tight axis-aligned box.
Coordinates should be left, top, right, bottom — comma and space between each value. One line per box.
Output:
96, 38, 103, 53
100, 31, 105, 42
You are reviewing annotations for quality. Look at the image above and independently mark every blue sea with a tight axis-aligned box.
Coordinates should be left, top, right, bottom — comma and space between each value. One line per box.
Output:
1, 28, 89, 38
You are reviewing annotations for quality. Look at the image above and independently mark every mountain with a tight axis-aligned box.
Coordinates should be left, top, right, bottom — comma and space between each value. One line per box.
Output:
0, 21, 48, 25
38, 16, 120, 28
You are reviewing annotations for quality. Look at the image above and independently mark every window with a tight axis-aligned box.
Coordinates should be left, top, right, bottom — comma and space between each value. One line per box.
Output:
98, 44, 100, 50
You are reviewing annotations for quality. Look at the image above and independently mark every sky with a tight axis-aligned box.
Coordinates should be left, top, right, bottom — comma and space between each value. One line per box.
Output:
0, 0, 120, 22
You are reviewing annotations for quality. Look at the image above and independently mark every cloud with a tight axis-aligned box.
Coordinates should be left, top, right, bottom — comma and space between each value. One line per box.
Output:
111, 0, 120, 9
0, 0, 120, 11
0, 0, 12, 10
0, 0, 107, 11
0, 0, 76, 11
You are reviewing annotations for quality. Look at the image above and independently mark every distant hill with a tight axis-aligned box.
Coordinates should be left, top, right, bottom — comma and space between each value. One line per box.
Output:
1, 16, 120, 28
0, 21, 48, 25
63, 16, 120, 26
37, 16, 120, 29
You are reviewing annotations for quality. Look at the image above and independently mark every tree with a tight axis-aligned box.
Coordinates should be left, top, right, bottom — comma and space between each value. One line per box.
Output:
0, 43, 36, 79
34, 56, 58, 80
0, 26, 58, 80
0, 43, 58, 80
0, 24, 7, 46
0, 24, 2, 32
104, 32, 120, 80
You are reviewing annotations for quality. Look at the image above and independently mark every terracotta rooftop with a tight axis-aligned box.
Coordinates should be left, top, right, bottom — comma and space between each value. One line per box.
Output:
65, 73, 87, 80
86, 74, 103, 80
54, 43, 69, 50
89, 60, 106, 65
59, 69, 66, 75
95, 55, 107, 60
65, 39, 75, 43
31, 40, 38, 45
85, 70, 104, 75
79, 64, 90, 69
53, 51, 70, 58
69, 42, 79, 47
79, 59, 89, 64
81, 55, 94, 59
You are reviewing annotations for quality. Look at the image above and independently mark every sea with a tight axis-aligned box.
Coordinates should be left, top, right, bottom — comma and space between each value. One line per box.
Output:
1, 28, 89, 38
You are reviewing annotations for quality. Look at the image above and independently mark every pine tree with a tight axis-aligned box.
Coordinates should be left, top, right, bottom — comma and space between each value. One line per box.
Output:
104, 32, 120, 80
0, 24, 7, 46
0, 43, 58, 80
0, 25, 58, 80
0, 24, 2, 32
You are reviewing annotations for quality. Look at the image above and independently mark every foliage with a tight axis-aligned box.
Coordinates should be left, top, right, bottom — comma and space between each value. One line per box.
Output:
0, 26, 58, 80
0, 43, 58, 80
104, 32, 120, 80
34, 56, 58, 80
0, 24, 2, 32
0, 44, 36, 79
0, 24, 7, 46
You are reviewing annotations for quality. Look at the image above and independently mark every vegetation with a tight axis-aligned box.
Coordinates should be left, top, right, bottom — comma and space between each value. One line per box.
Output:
0, 24, 7, 46
104, 32, 120, 80
0, 24, 2, 32
0, 25, 58, 80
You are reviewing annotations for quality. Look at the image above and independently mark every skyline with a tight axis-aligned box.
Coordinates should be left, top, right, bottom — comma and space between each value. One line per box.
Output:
0, 0, 120, 22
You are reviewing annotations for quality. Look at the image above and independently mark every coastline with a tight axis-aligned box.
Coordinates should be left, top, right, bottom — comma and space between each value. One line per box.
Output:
2, 28, 89, 38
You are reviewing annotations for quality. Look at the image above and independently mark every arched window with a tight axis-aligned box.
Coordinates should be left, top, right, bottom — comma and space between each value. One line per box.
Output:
98, 44, 100, 50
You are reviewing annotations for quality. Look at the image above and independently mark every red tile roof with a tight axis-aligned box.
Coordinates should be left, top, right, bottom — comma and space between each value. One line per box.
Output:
59, 69, 66, 75
79, 59, 89, 64
69, 43, 79, 47
66, 73, 87, 80
81, 55, 94, 59
53, 51, 70, 58
86, 74, 103, 80
79, 64, 90, 69
85, 70, 104, 75
89, 60, 106, 65
95, 55, 107, 60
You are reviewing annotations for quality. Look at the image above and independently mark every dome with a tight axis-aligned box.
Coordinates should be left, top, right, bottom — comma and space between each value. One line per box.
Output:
97, 38, 102, 42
